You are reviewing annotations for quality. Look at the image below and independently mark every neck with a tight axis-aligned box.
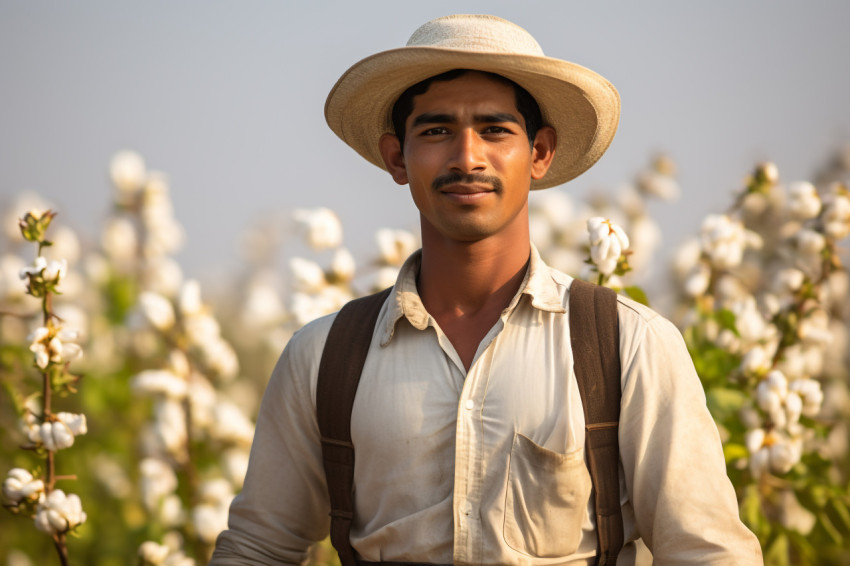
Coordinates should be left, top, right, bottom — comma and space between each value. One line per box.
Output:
417, 221, 531, 317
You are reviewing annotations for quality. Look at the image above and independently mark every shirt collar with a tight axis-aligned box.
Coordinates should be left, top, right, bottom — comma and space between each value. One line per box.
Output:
379, 244, 569, 346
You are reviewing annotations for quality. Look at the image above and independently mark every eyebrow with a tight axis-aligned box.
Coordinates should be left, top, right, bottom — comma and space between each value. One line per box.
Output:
411, 111, 522, 128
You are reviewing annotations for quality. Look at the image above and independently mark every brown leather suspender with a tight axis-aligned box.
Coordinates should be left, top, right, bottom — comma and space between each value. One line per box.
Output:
316, 279, 623, 565
569, 279, 624, 565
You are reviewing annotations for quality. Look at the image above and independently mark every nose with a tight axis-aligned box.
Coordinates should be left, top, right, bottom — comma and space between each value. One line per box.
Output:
448, 128, 487, 174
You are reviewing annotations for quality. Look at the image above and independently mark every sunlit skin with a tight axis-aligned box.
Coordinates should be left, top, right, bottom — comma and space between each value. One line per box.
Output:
379, 72, 556, 370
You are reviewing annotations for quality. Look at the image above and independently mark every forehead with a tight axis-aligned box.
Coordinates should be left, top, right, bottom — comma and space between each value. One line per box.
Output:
409, 71, 520, 115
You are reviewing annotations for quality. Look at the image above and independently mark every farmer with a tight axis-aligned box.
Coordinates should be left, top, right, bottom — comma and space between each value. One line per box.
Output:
211, 14, 763, 565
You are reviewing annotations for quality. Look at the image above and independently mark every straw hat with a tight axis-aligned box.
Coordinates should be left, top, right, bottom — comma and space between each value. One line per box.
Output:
324, 14, 620, 190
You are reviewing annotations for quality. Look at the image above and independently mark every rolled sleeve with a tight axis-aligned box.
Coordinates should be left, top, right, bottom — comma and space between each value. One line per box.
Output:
210, 317, 334, 565
617, 303, 763, 565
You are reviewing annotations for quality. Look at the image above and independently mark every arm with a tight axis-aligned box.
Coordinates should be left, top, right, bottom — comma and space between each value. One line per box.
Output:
210, 321, 332, 565
618, 306, 763, 565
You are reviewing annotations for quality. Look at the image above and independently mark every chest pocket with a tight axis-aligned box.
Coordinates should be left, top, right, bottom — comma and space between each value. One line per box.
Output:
504, 433, 592, 558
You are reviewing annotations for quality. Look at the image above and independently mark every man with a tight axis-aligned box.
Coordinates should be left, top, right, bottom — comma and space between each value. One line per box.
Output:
211, 14, 763, 565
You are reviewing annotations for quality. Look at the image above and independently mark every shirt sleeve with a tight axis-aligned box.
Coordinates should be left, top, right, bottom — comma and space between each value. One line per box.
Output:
617, 305, 764, 565
209, 319, 333, 565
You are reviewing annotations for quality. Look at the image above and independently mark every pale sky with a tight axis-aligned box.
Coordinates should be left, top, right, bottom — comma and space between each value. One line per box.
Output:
1, 1, 848, 284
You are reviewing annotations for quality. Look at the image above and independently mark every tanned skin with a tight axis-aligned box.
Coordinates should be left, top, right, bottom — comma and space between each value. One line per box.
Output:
378, 72, 557, 370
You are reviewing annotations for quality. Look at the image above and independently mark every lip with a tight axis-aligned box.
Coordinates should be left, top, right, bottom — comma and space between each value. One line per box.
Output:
438, 183, 496, 203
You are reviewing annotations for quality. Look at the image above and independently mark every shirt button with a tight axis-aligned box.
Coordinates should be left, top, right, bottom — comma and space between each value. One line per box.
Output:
460, 500, 473, 515
464, 400, 475, 410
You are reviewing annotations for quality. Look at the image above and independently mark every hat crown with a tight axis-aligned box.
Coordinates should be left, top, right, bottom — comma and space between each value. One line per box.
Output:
406, 14, 544, 57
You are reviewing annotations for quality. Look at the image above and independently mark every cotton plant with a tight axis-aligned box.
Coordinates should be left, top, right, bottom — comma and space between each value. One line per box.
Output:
2, 210, 87, 566
128, 277, 253, 562
673, 162, 850, 562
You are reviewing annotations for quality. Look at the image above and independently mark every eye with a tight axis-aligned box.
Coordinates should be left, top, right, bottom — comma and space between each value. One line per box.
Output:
481, 125, 513, 135
420, 127, 449, 136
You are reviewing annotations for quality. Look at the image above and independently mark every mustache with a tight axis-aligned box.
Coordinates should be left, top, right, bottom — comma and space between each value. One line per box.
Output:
432, 172, 503, 192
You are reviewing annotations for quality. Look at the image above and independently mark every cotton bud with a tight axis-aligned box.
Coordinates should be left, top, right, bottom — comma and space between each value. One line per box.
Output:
289, 257, 326, 293
787, 181, 822, 220
138, 292, 176, 332
33, 490, 86, 535
587, 217, 629, 277
18, 209, 57, 244
376, 228, 419, 266
293, 207, 343, 250
3, 468, 45, 505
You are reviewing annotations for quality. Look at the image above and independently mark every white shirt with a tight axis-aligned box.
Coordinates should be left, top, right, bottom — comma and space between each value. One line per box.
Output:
211, 247, 763, 565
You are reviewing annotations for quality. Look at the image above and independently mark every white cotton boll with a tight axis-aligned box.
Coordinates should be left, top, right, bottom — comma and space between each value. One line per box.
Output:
823, 192, 850, 239
142, 257, 184, 299
179, 280, 204, 317
787, 181, 822, 220
101, 217, 139, 263
110, 150, 147, 194
222, 448, 250, 490
55, 412, 87, 436
138, 541, 170, 565
154, 399, 188, 457
293, 207, 343, 250
756, 381, 782, 413
198, 478, 234, 504
375, 228, 419, 266
749, 446, 770, 478
204, 338, 240, 381
700, 214, 747, 270
745, 428, 766, 454
741, 345, 770, 375
211, 401, 255, 447
188, 374, 217, 430
192, 503, 229, 544
132, 369, 188, 399
289, 257, 326, 293
798, 309, 832, 346
140, 458, 178, 511
766, 370, 789, 398
3, 468, 45, 504
138, 292, 176, 332
796, 229, 826, 255
34, 490, 86, 535
39, 421, 75, 451
241, 277, 285, 328
769, 439, 799, 474
672, 238, 704, 279
0, 254, 27, 300
158, 493, 185, 527
289, 292, 325, 327
330, 247, 356, 282
785, 392, 803, 425
184, 313, 221, 347
775, 344, 807, 380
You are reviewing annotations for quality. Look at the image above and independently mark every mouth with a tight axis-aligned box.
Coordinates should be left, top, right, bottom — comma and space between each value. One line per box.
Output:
439, 184, 496, 203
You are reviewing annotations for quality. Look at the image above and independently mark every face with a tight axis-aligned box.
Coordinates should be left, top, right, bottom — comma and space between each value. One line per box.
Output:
379, 72, 556, 244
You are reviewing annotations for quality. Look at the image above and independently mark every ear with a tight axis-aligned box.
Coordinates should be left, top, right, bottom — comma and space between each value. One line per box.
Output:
378, 133, 409, 185
530, 126, 557, 180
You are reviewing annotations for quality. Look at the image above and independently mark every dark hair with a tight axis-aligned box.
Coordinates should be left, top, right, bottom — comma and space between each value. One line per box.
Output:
390, 69, 543, 148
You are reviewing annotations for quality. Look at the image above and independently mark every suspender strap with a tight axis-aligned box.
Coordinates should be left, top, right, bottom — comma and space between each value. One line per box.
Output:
317, 287, 393, 566
569, 279, 624, 565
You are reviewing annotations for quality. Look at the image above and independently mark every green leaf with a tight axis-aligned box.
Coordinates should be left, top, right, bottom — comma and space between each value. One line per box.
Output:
623, 285, 649, 306
764, 531, 790, 566
716, 308, 740, 336
723, 442, 749, 465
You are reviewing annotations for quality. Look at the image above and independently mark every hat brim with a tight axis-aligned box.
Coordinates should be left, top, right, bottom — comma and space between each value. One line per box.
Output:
325, 46, 620, 190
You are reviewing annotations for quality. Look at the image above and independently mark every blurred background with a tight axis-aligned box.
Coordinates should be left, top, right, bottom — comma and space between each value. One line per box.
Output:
1, 0, 848, 284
